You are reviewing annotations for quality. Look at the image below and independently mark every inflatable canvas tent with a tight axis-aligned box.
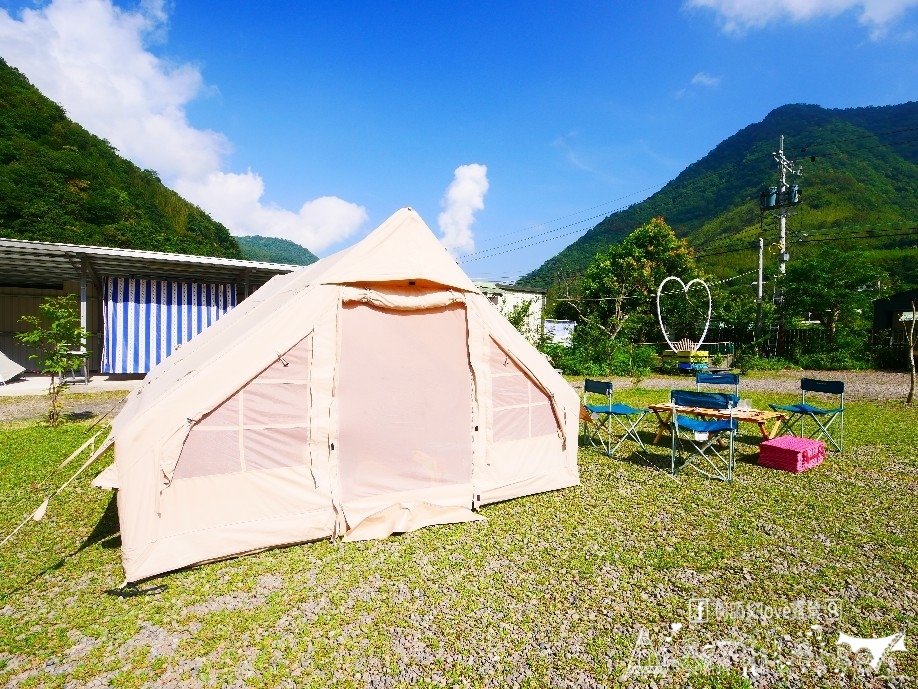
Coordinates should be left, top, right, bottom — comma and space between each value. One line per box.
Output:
103, 208, 580, 582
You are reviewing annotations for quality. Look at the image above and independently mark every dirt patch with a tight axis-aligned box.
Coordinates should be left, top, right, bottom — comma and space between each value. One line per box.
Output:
0, 390, 133, 424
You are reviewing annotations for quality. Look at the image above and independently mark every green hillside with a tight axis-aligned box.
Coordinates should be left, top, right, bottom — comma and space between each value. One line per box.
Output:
520, 102, 918, 291
0, 57, 242, 257
235, 235, 318, 265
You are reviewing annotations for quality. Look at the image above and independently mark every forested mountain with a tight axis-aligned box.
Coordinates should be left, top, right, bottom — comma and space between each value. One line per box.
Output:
0, 57, 238, 257
520, 102, 918, 291
236, 235, 318, 265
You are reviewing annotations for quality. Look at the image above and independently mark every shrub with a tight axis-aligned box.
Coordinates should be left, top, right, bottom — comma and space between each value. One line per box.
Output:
15, 294, 89, 426
733, 347, 796, 374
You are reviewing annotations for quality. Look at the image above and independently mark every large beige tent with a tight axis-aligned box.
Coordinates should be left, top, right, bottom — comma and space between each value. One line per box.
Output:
103, 208, 580, 582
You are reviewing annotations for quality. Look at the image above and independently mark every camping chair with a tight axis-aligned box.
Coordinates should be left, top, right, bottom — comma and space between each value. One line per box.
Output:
769, 378, 845, 452
581, 379, 649, 459
62, 345, 89, 385
669, 389, 738, 482
696, 371, 739, 396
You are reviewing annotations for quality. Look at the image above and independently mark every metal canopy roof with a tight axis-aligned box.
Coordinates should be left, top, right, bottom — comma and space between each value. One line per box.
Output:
0, 237, 301, 289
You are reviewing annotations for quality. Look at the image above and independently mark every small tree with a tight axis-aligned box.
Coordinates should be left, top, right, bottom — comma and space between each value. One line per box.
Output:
569, 217, 705, 371
907, 301, 916, 405
783, 248, 886, 337
16, 295, 90, 426
502, 298, 536, 342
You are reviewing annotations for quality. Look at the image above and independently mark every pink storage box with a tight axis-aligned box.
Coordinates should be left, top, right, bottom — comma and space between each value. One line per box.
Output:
758, 436, 825, 473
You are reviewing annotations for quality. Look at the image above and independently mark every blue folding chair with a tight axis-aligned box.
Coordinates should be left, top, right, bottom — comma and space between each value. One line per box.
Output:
669, 389, 739, 482
581, 379, 649, 459
769, 378, 845, 452
696, 371, 739, 396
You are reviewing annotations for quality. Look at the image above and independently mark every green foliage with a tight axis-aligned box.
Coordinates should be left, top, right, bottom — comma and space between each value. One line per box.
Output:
520, 102, 918, 293
575, 217, 704, 343
15, 295, 89, 426
539, 340, 656, 378
235, 235, 318, 265
687, 666, 753, 689
733, 346, 796, 374
0, 58, 242, 257
502, 298, 534, 334
782, 248, 886, 335
565, 218, 709, 373
787, 327, 873, 370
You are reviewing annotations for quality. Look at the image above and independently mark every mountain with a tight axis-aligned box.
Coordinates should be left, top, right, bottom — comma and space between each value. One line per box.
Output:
0, 57, 243, 257
235, 235, 318, 265
519, 102, 918, 291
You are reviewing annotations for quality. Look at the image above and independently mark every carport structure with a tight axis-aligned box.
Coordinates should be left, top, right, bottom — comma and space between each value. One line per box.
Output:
0, 237, 298, 376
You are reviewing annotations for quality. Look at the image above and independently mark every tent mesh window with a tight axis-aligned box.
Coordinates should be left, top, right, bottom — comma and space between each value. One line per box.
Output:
173, 334, 312, 480
488, 339, 557, 442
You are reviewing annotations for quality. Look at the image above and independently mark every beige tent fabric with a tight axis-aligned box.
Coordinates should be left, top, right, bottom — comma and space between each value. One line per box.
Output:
0, 349, 25, 385
105, 208, 579, 582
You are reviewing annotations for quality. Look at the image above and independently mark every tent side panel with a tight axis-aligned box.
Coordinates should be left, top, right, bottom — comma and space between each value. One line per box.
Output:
128, 478, 336, 582
467, 297, 580, 503
158, 466, 332, 538
119, 332, 336, 581
172, 334, 313, 479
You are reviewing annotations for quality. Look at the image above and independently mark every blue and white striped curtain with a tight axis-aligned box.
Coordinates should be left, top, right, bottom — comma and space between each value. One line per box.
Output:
102, 277, 237, 374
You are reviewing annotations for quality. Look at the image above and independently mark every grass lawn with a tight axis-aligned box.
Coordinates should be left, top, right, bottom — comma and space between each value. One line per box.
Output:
0, 386, 915, 688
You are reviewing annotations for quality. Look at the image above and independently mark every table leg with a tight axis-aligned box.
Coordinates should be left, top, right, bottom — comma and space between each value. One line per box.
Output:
651, 409, 671, 445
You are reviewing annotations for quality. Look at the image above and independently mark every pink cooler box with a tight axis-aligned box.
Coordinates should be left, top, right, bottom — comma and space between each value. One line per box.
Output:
758, 436, 825, 473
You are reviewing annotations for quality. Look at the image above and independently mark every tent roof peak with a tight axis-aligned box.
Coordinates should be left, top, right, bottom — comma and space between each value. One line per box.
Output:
315, 208, 478, 292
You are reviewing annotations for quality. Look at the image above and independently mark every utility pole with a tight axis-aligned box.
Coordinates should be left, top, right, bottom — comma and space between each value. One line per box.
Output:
772, 135, 802, 274
759, 135, 803, 356
755, 237, 764, 340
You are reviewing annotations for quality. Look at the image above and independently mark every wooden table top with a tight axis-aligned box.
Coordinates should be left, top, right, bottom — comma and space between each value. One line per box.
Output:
648, 403, 786, 424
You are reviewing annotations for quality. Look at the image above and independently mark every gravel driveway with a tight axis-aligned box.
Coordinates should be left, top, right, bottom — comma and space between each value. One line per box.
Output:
582, 369, 912, 402
0, 370, 911, 424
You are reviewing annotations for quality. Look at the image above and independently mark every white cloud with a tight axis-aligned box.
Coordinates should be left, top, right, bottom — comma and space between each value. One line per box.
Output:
691, 71, 721, 87
685, 0, 918, 38
437, 164, 489, 256
0, 0, 366, 252
174, 172, 367, 251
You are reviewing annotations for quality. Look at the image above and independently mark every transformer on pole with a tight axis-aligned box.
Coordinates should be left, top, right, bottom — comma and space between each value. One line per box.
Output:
760, 135, 803, 274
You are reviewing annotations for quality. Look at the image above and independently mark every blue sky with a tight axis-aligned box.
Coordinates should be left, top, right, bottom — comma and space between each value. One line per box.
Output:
1, 0, 916, 280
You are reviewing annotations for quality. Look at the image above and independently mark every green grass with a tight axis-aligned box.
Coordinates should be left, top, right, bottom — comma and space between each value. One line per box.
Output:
0, 387, 915, 687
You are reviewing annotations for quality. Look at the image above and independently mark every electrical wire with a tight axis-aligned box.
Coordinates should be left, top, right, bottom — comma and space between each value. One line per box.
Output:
457, 125, 917, 271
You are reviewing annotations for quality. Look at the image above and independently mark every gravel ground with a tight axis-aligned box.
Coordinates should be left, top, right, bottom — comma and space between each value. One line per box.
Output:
0, 370, 911, 424
0, 391, 132, 424
573, 369, 912, 403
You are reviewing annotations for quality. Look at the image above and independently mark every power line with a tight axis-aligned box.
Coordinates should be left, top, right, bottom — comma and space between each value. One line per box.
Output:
694, 222, 917, 258
795, 228, 918, 244
463, 185, 664, 260
458, 124, 918, 270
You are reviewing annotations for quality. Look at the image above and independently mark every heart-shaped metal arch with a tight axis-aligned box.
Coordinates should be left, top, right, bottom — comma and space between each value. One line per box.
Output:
656, 276, 712, 353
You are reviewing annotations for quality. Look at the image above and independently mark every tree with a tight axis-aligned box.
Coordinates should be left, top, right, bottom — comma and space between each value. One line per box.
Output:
907, 301, 916, 405
782, 248, 886, 336
501, 298, 537, 343
15, 295, 90, 426
573, 217, 705, 346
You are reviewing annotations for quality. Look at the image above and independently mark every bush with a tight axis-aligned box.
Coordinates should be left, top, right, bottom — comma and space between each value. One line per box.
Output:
15, 294, 89, 426
539, 341, 656, 378
787, 327, 872, 370
733, 347, 796, 374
